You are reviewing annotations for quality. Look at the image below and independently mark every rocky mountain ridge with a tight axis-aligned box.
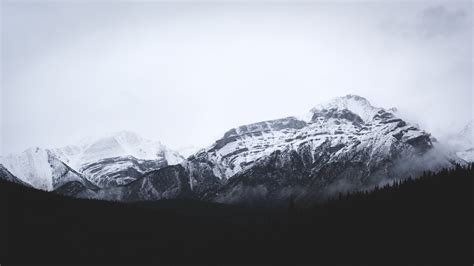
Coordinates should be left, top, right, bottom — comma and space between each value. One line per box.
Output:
89, 95, 459, 205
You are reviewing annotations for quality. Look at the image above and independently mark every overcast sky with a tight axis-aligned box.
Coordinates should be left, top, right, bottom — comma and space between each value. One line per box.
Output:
1, 1, 472, 155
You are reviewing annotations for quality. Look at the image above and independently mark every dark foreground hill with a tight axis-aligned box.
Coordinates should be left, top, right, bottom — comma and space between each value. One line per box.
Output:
0, 164, 472, 264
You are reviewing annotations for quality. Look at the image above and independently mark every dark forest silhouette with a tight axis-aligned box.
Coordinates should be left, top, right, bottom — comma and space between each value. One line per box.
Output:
0, 164, 472, 264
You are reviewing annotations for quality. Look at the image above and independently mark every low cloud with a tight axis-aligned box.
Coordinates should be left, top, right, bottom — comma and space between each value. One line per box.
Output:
419, 5, 470, 38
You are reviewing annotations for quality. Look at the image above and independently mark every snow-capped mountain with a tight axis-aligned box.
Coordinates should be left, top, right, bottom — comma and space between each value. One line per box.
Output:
2, 95, 461, 205
192, 95, 447, 181
51, 131, 184, 188
105, 95, 457, 205
0, 131, 184, 190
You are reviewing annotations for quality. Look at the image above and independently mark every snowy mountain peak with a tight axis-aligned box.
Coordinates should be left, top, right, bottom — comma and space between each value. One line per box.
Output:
310, 94, 383, 122
49, 131, 185, 188
52, 131, 182, 169
186, 94, 442, 187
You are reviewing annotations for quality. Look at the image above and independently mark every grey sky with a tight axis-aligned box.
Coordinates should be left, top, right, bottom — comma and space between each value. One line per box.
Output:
1, 1, 472, 155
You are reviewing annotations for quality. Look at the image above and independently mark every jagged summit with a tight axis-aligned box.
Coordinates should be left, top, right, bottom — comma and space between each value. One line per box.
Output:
310, 94, 384, 122
221, 95, 381, 141
178, 94, 446, 202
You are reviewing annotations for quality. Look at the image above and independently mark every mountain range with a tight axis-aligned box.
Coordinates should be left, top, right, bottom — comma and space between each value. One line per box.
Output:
1, 95, 470, 205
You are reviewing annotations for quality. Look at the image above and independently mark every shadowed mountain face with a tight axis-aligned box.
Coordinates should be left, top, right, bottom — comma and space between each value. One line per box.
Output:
96, 165, 194, 201
86, 95, 458, 205
96, 164, 223, 202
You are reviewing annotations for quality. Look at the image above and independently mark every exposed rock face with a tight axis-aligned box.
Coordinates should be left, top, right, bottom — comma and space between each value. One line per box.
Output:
77, 156, 168, 188
95, 163, 224, 202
